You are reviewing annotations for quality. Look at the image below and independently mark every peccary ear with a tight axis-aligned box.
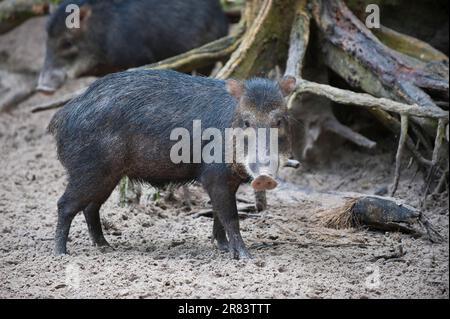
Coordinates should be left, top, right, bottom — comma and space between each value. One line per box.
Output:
226, 79, 244, 100
279, 76, 297, 97
79, 4, 92, 30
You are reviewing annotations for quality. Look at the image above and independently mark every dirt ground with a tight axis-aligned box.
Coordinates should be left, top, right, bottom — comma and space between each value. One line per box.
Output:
0, 18, 448, 299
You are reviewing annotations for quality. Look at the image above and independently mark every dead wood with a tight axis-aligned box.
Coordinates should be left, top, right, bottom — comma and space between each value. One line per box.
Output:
316, 195, 443, 242
192, 204, 257, 219
249, 240, 383, 250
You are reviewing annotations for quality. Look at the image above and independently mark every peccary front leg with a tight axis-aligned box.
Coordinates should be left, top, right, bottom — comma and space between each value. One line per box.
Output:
202, 175, 251, 259
83, 203, 110, 248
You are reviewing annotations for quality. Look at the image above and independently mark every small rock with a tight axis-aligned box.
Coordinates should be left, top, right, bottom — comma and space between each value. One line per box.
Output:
170, 240, 185, 247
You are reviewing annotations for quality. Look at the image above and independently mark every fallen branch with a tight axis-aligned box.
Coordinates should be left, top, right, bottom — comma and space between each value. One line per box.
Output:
31, 88, 86, 113
324, 117, 376, 149
249, 240, 384, 250
192, 204, 257, 219
316, 195, 442, 241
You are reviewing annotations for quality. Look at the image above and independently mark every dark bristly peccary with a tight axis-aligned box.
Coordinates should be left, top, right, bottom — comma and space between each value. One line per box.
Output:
49, 69, 296, 259
37, 0, 228, 93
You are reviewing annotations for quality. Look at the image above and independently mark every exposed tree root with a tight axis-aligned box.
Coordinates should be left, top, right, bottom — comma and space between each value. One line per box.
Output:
216, 0, 296, 79
433, 166, 449, 195
285, 0, 377, 152
313, 0, 449, 111
306, 0, 448, 193
284, 0, 310, 79
291, 80, 448, 120
391, 115, 409, 196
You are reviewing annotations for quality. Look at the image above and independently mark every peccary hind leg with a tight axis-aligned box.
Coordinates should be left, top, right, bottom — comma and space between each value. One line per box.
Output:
55, 174, 118, 255
212, 212, 229, 252
55, 188, 87, 255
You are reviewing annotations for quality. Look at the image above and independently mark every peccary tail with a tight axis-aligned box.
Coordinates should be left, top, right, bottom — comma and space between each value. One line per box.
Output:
47, 108, 63, 136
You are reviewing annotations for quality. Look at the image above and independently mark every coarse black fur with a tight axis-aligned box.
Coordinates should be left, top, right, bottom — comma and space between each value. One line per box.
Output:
49, 69, 292, 259
49, 70, 237, 186
39, 0, 228, 90
48, 0, 228, 68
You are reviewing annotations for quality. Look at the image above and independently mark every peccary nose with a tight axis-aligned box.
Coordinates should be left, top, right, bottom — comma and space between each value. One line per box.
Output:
36, 69, 66, 94
36, 84, 57, 94
251, 175, 278, 191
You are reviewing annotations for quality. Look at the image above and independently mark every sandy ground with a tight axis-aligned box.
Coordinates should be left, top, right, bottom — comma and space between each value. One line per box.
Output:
0, 18, 448, 299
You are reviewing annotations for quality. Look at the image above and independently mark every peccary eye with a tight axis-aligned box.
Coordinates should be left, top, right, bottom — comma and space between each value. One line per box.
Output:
243, 120, 251, 128
59, 39, 73, 50
274, 118, 284, 128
